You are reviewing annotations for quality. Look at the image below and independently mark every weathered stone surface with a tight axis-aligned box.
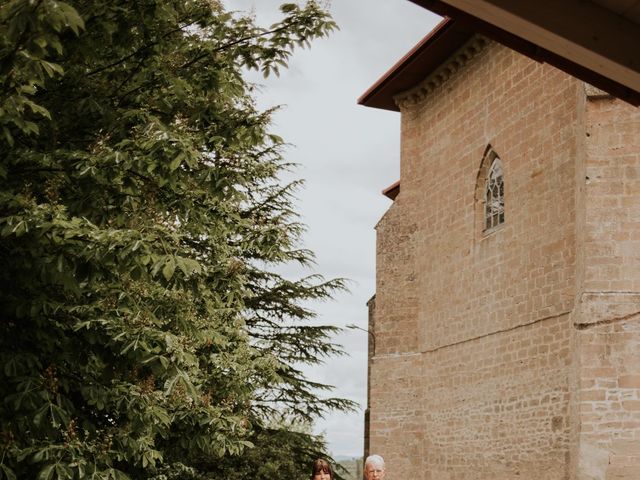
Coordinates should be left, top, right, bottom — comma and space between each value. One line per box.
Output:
368, 40, 640, 480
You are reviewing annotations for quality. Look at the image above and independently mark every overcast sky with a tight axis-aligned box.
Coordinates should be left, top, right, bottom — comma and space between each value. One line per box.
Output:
228, 0, 440, 458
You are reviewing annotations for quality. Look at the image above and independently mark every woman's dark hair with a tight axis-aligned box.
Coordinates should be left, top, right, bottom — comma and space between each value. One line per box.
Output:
310, 458, 334, 479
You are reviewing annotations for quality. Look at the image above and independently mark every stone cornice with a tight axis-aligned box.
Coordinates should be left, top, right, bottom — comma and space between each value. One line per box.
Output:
394, 35, 489, 109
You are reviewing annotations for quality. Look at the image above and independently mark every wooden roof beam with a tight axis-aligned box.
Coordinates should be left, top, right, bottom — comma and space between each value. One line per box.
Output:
412, 0, 640, 94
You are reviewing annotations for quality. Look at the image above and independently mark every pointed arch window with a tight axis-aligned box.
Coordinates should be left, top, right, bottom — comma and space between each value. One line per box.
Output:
485, 157, 504, 230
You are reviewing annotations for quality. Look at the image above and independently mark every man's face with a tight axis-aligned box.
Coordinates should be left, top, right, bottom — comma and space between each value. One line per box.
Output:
364, 463, 385, 480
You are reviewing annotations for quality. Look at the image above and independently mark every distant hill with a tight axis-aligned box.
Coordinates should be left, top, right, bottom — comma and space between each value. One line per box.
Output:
336, 457, 362, 480
333, 455, 356, 461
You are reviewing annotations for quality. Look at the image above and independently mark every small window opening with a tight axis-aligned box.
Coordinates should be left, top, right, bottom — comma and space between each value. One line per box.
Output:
484, 158, 504, 230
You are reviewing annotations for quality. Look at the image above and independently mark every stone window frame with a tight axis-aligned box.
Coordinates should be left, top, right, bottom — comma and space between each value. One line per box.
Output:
475, 145, 505, 237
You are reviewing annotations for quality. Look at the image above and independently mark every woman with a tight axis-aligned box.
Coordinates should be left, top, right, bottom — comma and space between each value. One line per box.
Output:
310, 458, 334, 480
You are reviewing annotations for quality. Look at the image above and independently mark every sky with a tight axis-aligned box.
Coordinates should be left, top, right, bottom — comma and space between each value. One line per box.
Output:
228, 0, 441, 458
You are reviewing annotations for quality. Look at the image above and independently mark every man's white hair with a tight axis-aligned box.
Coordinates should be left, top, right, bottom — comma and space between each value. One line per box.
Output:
364, 454, 385, 468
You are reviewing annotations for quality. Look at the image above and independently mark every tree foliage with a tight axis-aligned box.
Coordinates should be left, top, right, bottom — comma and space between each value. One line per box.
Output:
0, 0, 352, 478
206, 418, 337, 480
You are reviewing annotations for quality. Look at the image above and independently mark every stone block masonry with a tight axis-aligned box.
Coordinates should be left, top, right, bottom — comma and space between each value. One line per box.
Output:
368, 39, 640, 480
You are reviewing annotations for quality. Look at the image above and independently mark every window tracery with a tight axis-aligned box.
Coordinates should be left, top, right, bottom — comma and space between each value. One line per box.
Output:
484, 157, 504, 230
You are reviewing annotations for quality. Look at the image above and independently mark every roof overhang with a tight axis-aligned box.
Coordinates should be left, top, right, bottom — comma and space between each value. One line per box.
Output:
382, 180, 400, 200
359, 1, 640, 111
409, 0, 640, 106
358, 17, 473, 111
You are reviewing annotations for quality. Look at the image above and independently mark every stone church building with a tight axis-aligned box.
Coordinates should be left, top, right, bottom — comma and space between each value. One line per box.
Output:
359, 17, 640, 480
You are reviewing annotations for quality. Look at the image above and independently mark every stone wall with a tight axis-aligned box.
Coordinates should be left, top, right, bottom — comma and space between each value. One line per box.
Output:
571, 92, 640, 480
370, 40, 584, 480
369, 37, 640, 480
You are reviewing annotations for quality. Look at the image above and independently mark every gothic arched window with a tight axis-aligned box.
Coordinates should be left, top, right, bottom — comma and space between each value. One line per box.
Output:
484, 157, 504, 230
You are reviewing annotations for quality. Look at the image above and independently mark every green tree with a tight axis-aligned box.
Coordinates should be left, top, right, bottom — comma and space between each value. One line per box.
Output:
206, 418, 334, 480
0, 1, 352, 478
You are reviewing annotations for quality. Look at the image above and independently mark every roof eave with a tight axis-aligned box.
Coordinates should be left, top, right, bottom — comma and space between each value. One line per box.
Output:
409, 0, 640, 106
359, 1, 640, 111
358, 17, 474, 111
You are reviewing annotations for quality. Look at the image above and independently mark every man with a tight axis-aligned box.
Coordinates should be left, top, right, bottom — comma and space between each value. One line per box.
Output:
364, 454, 385, 480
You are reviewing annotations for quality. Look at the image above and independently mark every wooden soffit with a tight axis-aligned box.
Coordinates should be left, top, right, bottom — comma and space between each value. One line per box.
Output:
410, 0, 640, 106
